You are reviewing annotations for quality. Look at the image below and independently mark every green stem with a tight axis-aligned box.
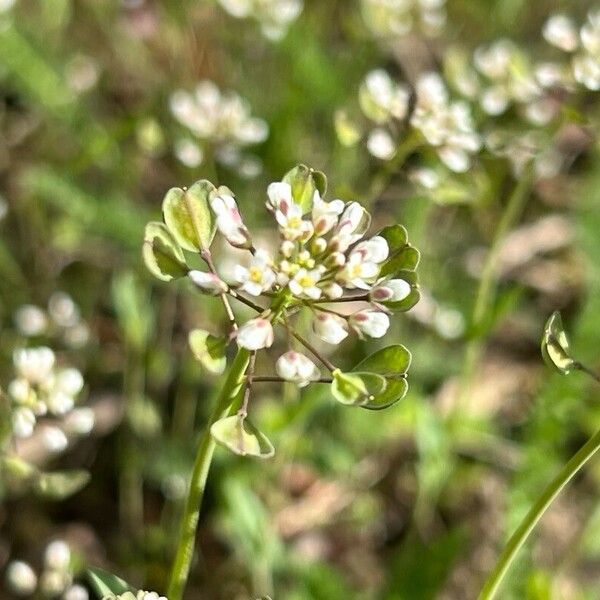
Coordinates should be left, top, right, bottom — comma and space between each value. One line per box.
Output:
458, 169, 534, 408
479, 425, 600, 599
167, 348, 251, 600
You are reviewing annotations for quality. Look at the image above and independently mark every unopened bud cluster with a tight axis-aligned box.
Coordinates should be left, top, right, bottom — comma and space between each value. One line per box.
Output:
7, 346, 93, 452
5, 540, 88, 600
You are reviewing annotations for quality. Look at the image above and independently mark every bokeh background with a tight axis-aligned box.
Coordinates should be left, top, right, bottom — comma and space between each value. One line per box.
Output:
2, 0, 600, 598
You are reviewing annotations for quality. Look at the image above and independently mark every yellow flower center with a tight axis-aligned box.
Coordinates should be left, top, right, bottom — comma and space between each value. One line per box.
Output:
249, 267, 263, 283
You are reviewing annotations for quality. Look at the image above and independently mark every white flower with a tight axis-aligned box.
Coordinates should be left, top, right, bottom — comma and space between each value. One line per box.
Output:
276, 351, 321, 386
543, 14, 579, 52
288, 268, 324, 299
39, 569, 70, 596
275, 199, 313, 241
136, 591, 167, 600
367, 128, 396, 160
64, 408, 95, 435
5, 561, 37, 595
211, 193, 252, 248
581, 9, 600, 55
41, 426, 69, 453
8, 378, 31, 404
174, 138, 204, 167
359, 69, 410, 123
573, 54, 600, 90
64, 584, 89, 600
48, 292, 80, 328
189, 270, 229, 295
14, 347, 55, 384
337, 236, 388, 289
14, 304, 48, 336
12, 406, 36, 438
313, 313, 348, 344
332, 202, 371, 251
55, 368, 84, 397
349, 309, 390, 338
311, 191, 344, 235
236, 318, 274, 350
266, 181, 292, 211
370, 278, 411, 302
44, 540, 71, 571
233, 250, 276, 296
46, 390, 75, 415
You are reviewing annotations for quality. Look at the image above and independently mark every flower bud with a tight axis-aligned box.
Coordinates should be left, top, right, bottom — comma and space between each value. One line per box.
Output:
44, 540, 71, 571
310, 237, 327, 255
322, 282, 344, 299
276, 351, 321, 387
12, 407, 36, 438
41, 426, 69, 453
6, 561, 37, 596
64, 407, 95, 435
325, 252, 346, 269
236, 318, 274, 350
313, 313, 348, 344
189, 270, 229, 295
370, 279, 411, 302
64, 584, 89, 600
280, 240, 295, 257
349, 310, 390, 339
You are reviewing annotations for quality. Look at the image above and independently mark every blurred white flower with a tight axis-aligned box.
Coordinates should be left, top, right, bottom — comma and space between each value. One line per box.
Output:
217, 0, 302, 40
5, 560, 37, 596
367, 128, 396, 160
44, 540, 71, 571
188, 270, 229, 295
174, 138, 203, 168
543, 14, 579, 52
14, 305, 48, 337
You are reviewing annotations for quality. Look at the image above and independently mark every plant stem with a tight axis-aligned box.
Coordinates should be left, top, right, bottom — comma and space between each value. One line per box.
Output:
458, 168, 534, 408
479, 425, 600, 599
167, 348, 250, 600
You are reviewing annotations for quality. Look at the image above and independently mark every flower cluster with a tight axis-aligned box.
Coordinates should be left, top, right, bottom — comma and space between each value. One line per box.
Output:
217, 0, 303, 40
360, 0, 446, 39
14, 292, 90, 348
337, 69, 481, 173
5, 540, 88, 599
144, 166, 418, 454
543, 9, 600, 91
169, 80, 268, 176
102, 592, 166, 600
7, 346, 93, 451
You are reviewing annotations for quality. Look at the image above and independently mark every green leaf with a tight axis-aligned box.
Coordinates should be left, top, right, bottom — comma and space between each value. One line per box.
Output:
87, 567, 133, 598
211, 415, 275, 459
188, 329, 227, 375
142, 222, 188, 282
379, 224, 420, 278
282, 164, 327, 213
351, 345, 412, 410
162, 180, 216, 252
381, 270, 421, 312
331, 370, 387, 406
35, 469, 90, 500
541, 311, 576, 374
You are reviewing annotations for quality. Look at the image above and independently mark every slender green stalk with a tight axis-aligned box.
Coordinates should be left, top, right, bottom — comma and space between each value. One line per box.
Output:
479, 425, 600, 599
167, 348, 250, 600
458, 169, 534, 408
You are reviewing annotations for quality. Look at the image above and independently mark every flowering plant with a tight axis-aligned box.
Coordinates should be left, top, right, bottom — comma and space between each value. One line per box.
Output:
142, 164, 419, 599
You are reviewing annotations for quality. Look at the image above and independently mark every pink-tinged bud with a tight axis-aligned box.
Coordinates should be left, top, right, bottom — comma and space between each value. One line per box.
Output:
276, 351, 321, 387
236, 318, 274, 350
313, 312, 348, 344
189, 270, 229, 295
266, 181, 293, 212
210, 194, 252, 249
370, 279, 411, 303
349, 310, 390, 339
